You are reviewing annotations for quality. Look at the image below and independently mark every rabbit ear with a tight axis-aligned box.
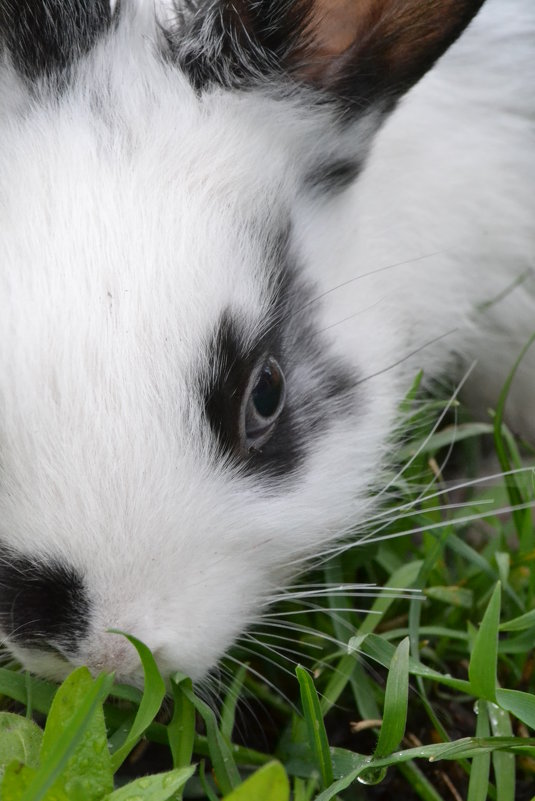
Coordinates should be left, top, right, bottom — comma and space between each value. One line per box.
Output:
0, 0, 112, 80
177, 0, 485, 111
293, 0, 486, 110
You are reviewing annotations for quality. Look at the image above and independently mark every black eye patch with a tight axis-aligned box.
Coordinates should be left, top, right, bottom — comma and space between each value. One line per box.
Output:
0, 547, 89, 654
202, 230, 357, 483
203, 307, 356, 481
204, 312, 302, 477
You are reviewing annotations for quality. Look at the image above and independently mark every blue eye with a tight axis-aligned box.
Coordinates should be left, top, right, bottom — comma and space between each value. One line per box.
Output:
242, 356, 286, 450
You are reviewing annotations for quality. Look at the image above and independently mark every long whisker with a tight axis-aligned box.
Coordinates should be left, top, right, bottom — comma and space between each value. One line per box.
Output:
245, 629, 325, 651
272, 582, 419, 603
241, 632, 324, 667
296, 251, 442, 314
252, 620, 349, 650
374, 361, 476, 503
286, 466, 535, 569
360, 500, 535, 548
222, 652, 299, 713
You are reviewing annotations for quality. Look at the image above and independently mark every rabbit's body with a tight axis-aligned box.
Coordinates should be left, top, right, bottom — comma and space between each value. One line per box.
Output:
0, 0, 533, 682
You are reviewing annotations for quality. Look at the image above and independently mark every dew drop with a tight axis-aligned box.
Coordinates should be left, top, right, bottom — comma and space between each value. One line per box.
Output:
357, 766, 388, 786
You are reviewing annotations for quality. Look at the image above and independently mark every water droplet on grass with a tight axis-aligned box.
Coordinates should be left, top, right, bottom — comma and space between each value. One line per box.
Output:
358, 766, 388, 785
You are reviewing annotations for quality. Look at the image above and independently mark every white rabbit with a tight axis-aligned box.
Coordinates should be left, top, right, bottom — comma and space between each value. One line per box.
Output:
0, 0, 533, 683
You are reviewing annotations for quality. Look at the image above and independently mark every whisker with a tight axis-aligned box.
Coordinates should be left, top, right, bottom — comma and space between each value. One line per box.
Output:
354, 328, 459, 388
368, 465, 535, 524
374, 361, 476, 502
360, 500, 535, 547
319, 296, 385, 334
266, 587, 421, 603
241, 632, 323, 667
245, 630, 324, 651
254, 620, 348, 650
222, 653, 299, 713
296, 252, 442, 314
289, 466, 535, 569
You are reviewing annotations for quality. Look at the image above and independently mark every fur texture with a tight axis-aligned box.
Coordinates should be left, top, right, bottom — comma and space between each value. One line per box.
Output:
0, 0, 533, 682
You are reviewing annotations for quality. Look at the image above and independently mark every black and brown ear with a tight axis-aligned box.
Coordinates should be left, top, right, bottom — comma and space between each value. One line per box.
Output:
176, 0, 486, 112
297, 0, 487, 110
0, 0, 112, 81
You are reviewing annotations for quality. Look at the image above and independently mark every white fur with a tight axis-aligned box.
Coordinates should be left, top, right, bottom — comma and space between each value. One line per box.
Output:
0, 0, 533, 681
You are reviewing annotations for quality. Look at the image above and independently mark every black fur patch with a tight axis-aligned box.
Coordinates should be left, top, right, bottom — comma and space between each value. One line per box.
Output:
0, 548, 89, 653
306, 159, 362, 196
203, 229, 356, 480
0, 0, 112, 80
165, 0, 315, 94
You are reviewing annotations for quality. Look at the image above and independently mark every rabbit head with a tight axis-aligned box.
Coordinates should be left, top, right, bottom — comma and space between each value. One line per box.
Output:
0, 0, 485, 681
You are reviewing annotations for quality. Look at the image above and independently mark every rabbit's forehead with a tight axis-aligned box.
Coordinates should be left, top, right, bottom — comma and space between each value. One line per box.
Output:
0, 179, 283, 455
0, 108, 297, 499
0, 95, 285, 363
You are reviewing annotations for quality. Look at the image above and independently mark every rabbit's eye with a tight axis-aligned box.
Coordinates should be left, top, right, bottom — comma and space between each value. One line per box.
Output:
242, 356, 286, 450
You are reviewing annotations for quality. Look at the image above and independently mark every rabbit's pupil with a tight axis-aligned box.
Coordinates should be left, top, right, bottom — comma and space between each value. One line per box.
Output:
252, 359, 284, 419
243, 356, 286, 449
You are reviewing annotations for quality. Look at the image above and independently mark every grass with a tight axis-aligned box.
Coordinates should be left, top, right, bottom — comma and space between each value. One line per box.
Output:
0, 377, 534, 800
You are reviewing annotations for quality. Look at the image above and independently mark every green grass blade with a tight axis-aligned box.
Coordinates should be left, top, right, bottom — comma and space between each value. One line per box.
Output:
220, 664, 248, 742
179, 684, 240, 794
358, 562, 422, 636
467, 701, 490, 801
445, 535, 522, 609
424, 586, 473, 608
320, 653, 380, 721
312, 756, 368, 801
351, 633, 472, 694
318, 654, 354, 718
374, 638, 410, 758
109, 633, 166, 771
167, 674, 196, 800
496, 688, 535, 729
492, 333, 535, 537
0, 670, 57, 716
469, 582, 501, 702
399, 370, 423, 414
308, 736, 535, 801
296, 666, 334, 789
398, 422, 494, 459
169, 674, 196, 771
331, 738, 534, 775
489, 704, 515, 801
499, 608, 535, 632
199, 760, 220, 801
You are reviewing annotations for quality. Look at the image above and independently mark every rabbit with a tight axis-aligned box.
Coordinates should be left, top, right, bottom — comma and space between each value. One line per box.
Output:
0, 0, 533, 685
